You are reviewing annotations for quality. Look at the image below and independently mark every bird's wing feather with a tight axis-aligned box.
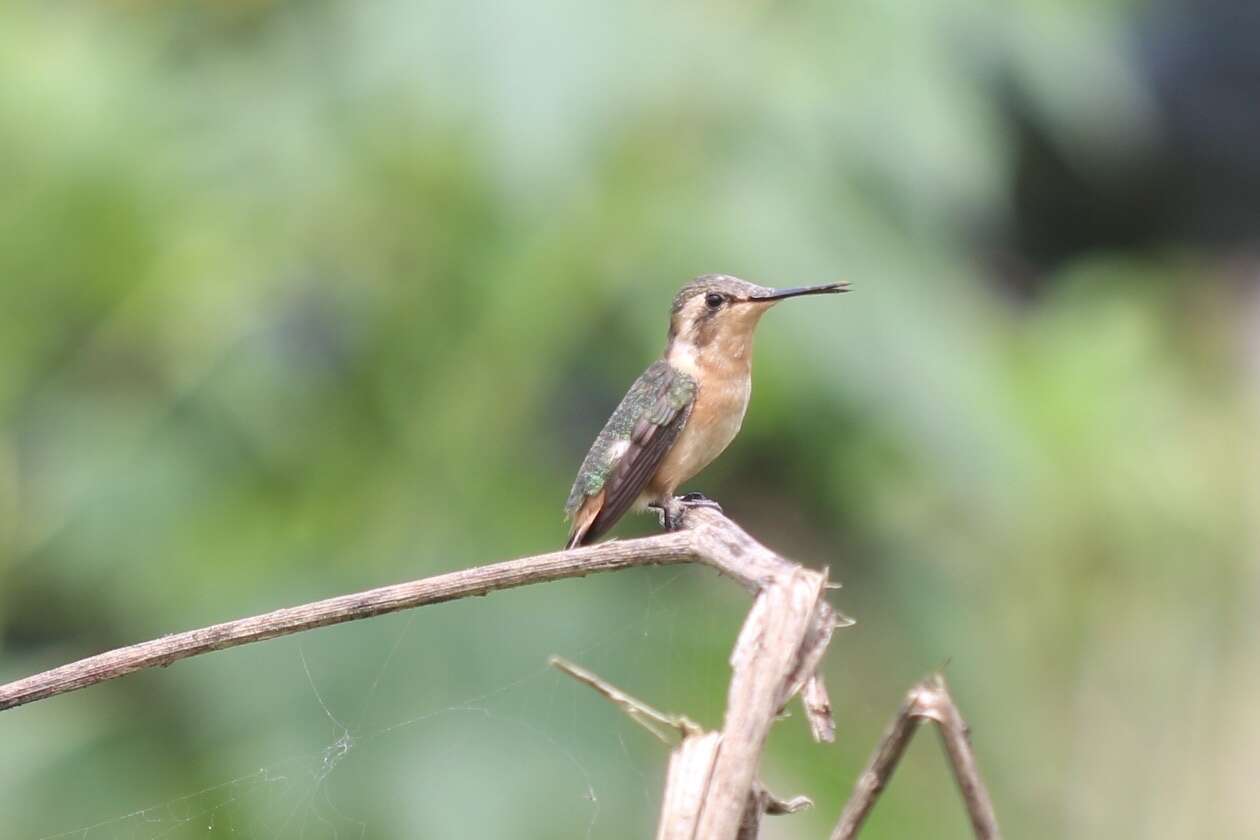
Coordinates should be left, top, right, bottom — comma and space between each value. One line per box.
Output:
565, 361, 696, 547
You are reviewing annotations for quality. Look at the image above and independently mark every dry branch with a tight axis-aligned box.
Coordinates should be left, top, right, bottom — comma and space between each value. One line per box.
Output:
659, 731, 724, 839
551, 655, 816, 840
831, 673, 1001, 840
1, 533, 698, 711
2, 505, 846, 840
549, 656, 700, 744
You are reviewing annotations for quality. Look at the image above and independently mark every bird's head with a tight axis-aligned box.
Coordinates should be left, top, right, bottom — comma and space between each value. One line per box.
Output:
666, 274, 848, 367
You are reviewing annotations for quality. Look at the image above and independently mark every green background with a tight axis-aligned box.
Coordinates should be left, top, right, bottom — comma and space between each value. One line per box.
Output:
2, 1, 1257, 838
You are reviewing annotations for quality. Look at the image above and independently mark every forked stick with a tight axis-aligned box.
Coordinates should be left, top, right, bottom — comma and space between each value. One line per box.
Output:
831, 673, 1001, 840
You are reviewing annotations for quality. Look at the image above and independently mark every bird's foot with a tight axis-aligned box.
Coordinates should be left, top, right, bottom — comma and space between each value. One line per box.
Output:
648, 499, 681, 531
649, 493, 724, 532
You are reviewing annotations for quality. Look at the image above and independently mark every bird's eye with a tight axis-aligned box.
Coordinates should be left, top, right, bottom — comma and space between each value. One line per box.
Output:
705, 292, 725, 309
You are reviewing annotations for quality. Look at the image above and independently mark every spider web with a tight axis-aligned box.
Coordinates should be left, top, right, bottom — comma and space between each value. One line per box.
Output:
25, 566, 739, 840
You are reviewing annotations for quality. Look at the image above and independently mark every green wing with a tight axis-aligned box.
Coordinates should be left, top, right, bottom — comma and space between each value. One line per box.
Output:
565, 360, 696, 546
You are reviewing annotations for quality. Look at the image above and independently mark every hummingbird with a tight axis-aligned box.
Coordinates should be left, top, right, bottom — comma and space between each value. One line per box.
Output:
564, 274, 848, 548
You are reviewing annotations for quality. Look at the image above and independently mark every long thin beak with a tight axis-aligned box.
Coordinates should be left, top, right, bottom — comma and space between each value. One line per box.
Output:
749, 281, 850, 302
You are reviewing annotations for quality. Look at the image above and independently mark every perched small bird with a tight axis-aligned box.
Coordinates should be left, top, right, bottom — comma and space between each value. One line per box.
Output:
564, 274, 848, 548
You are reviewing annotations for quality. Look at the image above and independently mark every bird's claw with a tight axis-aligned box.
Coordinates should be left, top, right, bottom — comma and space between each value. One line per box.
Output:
678, 492, 723, 514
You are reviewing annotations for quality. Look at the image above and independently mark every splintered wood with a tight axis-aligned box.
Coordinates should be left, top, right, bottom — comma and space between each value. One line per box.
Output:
554, 505, 847, 840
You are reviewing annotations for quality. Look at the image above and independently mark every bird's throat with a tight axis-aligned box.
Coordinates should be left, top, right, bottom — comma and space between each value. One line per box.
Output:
666, 330, 756, 380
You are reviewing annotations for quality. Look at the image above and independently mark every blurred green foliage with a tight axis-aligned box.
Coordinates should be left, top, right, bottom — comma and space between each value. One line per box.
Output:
3, 1, 1259, 838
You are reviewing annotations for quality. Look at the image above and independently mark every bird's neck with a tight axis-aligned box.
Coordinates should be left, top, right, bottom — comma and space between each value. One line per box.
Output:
666, 332, 754, 381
